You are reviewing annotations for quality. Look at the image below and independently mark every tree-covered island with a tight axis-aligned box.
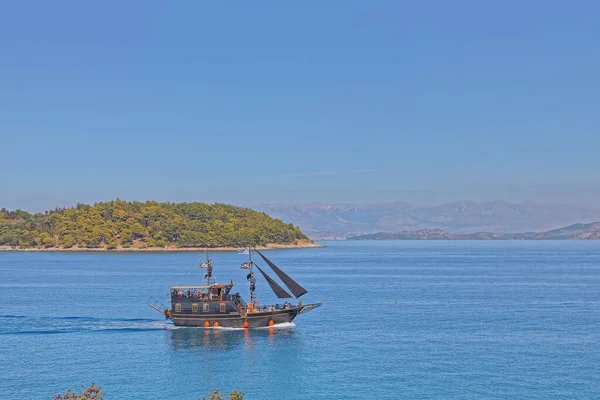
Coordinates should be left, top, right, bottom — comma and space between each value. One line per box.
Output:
0, 200, 316, 251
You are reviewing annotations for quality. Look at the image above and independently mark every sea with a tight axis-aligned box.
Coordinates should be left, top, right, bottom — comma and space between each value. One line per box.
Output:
1, 241, 599, 399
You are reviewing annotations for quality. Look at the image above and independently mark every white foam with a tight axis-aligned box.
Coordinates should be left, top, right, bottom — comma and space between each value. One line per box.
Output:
254, 322, 295, 330
215, 326, 246, 331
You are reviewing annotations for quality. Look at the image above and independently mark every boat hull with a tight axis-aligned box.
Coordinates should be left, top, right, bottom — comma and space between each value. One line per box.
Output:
171, 308, 299, 328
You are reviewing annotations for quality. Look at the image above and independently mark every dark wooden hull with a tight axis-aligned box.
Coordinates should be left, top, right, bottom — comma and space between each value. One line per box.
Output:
171, 308, 299, 328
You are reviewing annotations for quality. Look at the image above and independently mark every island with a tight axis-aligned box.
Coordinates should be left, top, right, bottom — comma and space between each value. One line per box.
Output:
0, 200, 319, 251
347, 222, 600, 240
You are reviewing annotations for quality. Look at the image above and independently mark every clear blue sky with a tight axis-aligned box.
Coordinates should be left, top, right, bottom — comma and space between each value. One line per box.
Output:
1, 1, 599, 211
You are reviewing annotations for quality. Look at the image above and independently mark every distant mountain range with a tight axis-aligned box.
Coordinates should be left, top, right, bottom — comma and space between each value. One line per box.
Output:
255, 201, 600, 239
348, 222, 600, 240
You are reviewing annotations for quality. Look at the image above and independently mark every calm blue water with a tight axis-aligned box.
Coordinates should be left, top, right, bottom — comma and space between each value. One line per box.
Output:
1, 241, 599, 399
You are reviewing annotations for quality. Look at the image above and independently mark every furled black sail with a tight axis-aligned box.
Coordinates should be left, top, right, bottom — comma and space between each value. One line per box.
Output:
255, 249, 308, 298
255, 265, 292, 298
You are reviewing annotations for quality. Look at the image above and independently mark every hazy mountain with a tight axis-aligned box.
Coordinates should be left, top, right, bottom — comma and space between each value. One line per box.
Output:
255, 201, 600, 239
348, 222, 600, 240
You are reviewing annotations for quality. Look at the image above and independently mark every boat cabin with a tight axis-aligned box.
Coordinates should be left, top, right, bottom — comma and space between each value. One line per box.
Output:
170, 284, 242, 315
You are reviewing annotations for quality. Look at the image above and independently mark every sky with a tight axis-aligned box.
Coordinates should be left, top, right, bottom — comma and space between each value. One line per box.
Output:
1, 1, 599, 211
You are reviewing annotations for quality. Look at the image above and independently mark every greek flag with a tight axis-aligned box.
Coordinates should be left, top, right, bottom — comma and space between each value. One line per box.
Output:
237, 247, 249, 255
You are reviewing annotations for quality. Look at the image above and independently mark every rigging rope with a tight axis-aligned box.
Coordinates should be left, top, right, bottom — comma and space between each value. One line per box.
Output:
175, 250, 208, 287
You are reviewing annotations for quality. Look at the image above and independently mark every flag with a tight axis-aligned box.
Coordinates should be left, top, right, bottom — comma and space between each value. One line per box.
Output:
237, 248, 249, 255
240, 262, 250, 269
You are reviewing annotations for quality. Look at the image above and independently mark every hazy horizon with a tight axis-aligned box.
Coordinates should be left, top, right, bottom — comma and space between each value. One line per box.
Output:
5, 196, 600, 215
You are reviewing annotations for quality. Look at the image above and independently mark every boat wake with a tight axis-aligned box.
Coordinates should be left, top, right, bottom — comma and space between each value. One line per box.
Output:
172, 322, 296, 331
0, 315, 172, 336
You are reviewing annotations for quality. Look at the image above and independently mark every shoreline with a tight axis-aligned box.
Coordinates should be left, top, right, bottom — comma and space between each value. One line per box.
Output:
0, 241, 323, 252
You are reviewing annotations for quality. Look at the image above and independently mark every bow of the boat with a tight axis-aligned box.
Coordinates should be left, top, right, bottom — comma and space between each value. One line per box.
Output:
298, 302, 324, 315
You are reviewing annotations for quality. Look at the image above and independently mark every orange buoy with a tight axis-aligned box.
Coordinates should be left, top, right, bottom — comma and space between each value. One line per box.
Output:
203, 321, 210, 327
268, 319, 275, 326
213, 321, 220, 327
243, 321, 249, 328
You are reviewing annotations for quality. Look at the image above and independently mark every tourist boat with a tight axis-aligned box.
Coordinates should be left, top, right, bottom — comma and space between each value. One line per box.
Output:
147, 248, 323, 328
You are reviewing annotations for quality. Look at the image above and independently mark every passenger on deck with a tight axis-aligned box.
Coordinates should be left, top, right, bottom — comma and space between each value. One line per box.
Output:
275, 304, 279, 309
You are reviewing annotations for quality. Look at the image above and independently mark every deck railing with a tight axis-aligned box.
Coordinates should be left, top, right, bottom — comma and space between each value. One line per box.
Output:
171, 293, 233, 302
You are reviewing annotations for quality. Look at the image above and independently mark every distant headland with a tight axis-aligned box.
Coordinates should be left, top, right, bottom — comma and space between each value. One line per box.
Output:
348, 222, 600, 240
0, 200, 320, 251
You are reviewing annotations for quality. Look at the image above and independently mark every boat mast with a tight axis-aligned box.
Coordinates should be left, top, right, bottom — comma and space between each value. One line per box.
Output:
249, 246, 255, 303
203, 249, 213, 286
